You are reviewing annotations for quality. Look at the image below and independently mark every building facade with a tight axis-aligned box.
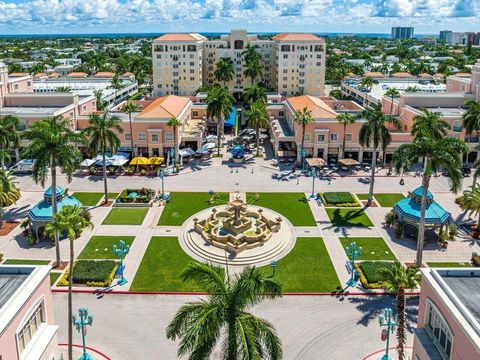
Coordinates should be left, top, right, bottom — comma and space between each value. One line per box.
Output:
391, 27, 414, 39
152, 30, 326, 97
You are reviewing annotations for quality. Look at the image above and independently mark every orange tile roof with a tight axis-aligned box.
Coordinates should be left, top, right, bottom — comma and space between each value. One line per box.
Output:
137, 95, 190, 119
95, 72, 115, 77
67, 72, 88, 77
391, 72, 412, 78
364, 72, 385, 77
434, 73, 445, 78
34, 72, 47, 77
49, 72, 61, 77
122, 72, 134, 77
454, 72, 471, 77
287, 95, 337, 119
418, 73, 432, 77
273, 33, 323, 41
154, 33, 206, 42
9, 72, 29, 77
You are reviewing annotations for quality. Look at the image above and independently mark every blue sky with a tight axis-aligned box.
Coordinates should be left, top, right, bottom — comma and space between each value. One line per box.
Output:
0, 0, 479, 34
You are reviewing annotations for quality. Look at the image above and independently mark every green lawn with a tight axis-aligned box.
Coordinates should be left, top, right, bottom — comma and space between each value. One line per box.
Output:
246, 192, 316, 226
339, 237, 397, 261
130, 237, 201, 291
72, 192, 119, 206
260, 237, 341, 292
373, 193, 405, 207
50, 272, 61, 285
78, 236, 135, 259
325, 208, 373, 227
427, 262, 473, 268
102, 208, 149, 225
3, 259, 51, 265
355, 194, 369, 201
158, 192, 229, 226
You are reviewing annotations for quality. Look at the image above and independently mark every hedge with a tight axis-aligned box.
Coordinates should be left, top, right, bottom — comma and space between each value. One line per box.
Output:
356, 261, 394, 289
58, 260, 117, 287
322, 192, 359, 207
116, 188, 155, 204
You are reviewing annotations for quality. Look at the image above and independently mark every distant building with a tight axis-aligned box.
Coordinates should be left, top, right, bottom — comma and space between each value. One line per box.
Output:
391, 27, 414, 39
439, 30, 452, 42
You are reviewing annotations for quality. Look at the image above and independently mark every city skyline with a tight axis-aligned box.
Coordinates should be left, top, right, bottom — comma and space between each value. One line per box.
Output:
0, 0, 479, 35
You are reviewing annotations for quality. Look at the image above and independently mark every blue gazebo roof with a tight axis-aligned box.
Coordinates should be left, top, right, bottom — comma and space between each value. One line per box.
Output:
28, 192, 82, 223
231, 145, 245, 157
393, 195, 450, 226
44, 185, 64, 197
411, 186, 433, 200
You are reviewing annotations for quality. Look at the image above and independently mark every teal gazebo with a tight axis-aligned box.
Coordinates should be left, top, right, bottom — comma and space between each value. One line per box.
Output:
393, 186, 450, 239
28, 186, 82, 240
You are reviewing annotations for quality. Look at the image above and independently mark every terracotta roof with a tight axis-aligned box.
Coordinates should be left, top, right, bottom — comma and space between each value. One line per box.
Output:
323, 100, 364, 111
154, 33, 206, 42
418, 73, 432, 77
454, 72, 471, 77
34, 72, 47, 77
49, 72, 61, 77
273, 33, 323, 41
391, 72, 413, 78
434, 73, 445, 78
8, 72, 29, 77
95, 71, 115, 77
363, 72, 385, 77
137, 95, 190, 119
67, 72, 88, 78
287, 95, 337, 119
122, 72, 135, 77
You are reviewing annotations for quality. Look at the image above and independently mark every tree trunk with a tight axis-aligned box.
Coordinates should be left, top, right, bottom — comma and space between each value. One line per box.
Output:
216, 117, 221, 156
68, 236, 74, 360
367, 147, 376, 206
51, 161, 61, 267
390, 96, 394, 116
341, 123, 346, 159
102, 151, 108, 204
0, 145, 4, 169
416, 161, 431, 267
0, 201, 3, 229
300, 124, 306, 169
129, 113, 135, 157
255, 125, 260, 157
174, 126, 179, 164
396, 289, 406, 360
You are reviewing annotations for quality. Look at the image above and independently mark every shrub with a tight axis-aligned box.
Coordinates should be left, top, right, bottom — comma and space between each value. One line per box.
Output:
472, 255, 480, 267
448, 224, 457, 240
356, 261, 394, 289
385, 210, 397, 227
68, 260, 117, 287
0, 253, 3, 262
117, 188, 154, 203
322, 192, 359, 207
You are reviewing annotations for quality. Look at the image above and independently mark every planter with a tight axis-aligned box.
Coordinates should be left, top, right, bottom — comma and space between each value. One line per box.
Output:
441, 241, 449, 249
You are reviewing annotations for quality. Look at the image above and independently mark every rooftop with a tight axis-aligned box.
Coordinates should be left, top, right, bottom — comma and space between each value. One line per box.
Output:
273, 33, 323, 41
0, 273, 29, 310
287, 95, 337, 119
137, 95, 190, 119
154, 33, 207, 42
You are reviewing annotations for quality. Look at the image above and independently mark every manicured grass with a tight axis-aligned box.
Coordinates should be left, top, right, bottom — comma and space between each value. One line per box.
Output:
355, 193, 369, 201
246, 192, 316, 226
427, 262, 472, 268
72, 192, 119, 206
3, 259, 50, 265
102, 208, 149, 225
158, 192, 229, 226
358, 261, 394, 285
374, 193, 405, 207
130, 237, 201, 291
260, 237, 341, 292
325, 208, 373, 227
50, 272, 61, 285
78, 236, 135, 260
339, 237, 397, 261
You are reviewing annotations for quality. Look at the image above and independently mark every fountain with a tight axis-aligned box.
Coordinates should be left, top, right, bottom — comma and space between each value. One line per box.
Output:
193, 199, 282, 253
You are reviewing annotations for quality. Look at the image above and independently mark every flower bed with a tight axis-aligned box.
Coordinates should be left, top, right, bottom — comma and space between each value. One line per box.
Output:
355, 261, 394, 289
58, 260, 117, 287
321, 192, 359, 207
116, 188, 155, 204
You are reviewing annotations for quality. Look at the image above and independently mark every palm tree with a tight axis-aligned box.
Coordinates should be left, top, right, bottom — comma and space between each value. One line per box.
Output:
244, 60, 263, 85
166, 262, 282, 359
46, 205, 92, 360
56, 86, 72, 93
22, 115, 82, 266
385, 87, 400, 116
0, 115, 20, 168
82, 112, 123, 204
359, 104, 401, 206
167, 117, 182, 166
214, 57, 234, 87
360, 76, 374, 91
93, 89, 106, 111
459, 187, 480, 231
206, 86, 234, 156
336, 113, 356, 159
109, 74, 124, 105
0, 169, 20, 228
243, 84, 267, 105
380, 262, 421, 360
379, 62, 389, 75
246, 101, 270, 156
393, 111, 467, 267
462, 100, 480, 165
121, 102, 140, 156
294, 107, 314, 169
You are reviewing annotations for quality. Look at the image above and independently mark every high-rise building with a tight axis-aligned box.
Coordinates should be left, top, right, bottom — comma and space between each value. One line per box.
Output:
391, 27, 414, 39
152, 29, 326, 97
439, 30, 452, 42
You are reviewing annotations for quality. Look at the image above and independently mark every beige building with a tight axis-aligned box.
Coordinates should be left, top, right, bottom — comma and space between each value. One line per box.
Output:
152, 30, 326, 97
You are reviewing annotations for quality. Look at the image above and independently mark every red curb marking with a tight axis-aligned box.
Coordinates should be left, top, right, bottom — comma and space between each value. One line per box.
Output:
58, 343, 111, 359
362, 346, 413, 360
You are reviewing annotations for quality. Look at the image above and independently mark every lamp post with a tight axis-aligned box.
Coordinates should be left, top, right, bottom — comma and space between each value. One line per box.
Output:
170, 148, 176, 174
72, 307, 93, 360
378, 307, 398, 360
270, 260, 278, 277
345, 241, 362, 288
113, 239, 130, 286
301, 149, 307, 173
310, 167, 317, 198
158, 168, 166, 199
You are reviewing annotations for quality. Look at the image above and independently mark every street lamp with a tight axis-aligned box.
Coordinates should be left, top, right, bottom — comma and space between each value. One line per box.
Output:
113, 240, 130, 286
310, 167, 317, 198
170, 148, 176, 173
72, 307, 93, 360
301, 149, 308, 172
378, 307, 398, 360
158, 167, 166, 199
270, 260, 278, 277
345, 241, 362, 288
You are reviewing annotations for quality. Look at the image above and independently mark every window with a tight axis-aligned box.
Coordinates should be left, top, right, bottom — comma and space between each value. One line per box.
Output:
453, 121, 462, 132
317, 134, 326, 143
165, 132, 174, 141
279, 111, 284, 117
138, 132, 146, 141
17, 300, 46, 353
345, 134, 352, 142
151, 134, 159, 142
192, 111, 198, 117
330, 133, 338, 141
280, 45, 290, 52
125, 133, 131, 141
304, 133, 311, 141
426, 301, 453, 358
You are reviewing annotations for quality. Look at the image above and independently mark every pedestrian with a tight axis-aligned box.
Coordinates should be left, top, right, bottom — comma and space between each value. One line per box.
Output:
399, 178, 405, 186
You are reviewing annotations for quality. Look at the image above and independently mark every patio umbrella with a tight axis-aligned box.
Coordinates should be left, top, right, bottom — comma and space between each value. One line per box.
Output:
339, 158, 360, 167
148, 157, 164, 165
95, 159, 113, 167
130, 157, 149, 165
196, 147, 210, 154
204, 135, 217, 142
204, 142, 216, 149
179, 148, 196, 157
111, 158, 129, 166
80, 159, 96, 167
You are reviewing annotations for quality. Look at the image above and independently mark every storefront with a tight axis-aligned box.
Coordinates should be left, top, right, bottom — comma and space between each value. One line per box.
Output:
344, 147, 360, 161
327, 147, 339, 163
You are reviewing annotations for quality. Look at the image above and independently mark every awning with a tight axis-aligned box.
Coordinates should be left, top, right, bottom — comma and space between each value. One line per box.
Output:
80, 159, 96, 167
339, 158, 360, 166
306, 158, 326, 167
277, 150, 296, 157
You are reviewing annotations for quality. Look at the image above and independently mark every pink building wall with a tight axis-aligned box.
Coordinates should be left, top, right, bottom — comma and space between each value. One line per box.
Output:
7, 77, 33, 93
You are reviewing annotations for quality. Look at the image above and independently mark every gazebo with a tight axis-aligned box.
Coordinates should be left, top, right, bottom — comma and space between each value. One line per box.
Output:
393, 186, 450, 239
28, 186, 82, 240
230, 145, 246, 164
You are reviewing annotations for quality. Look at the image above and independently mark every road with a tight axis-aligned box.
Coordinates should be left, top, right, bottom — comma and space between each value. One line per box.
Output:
53, 292, 419, 360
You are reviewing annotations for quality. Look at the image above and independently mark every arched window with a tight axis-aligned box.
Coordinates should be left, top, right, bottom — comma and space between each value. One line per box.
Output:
16, 297, 46, 353
426, 299, 453, 358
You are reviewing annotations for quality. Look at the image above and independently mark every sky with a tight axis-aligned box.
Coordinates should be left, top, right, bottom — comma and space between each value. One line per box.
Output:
0, 0, 479, 35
